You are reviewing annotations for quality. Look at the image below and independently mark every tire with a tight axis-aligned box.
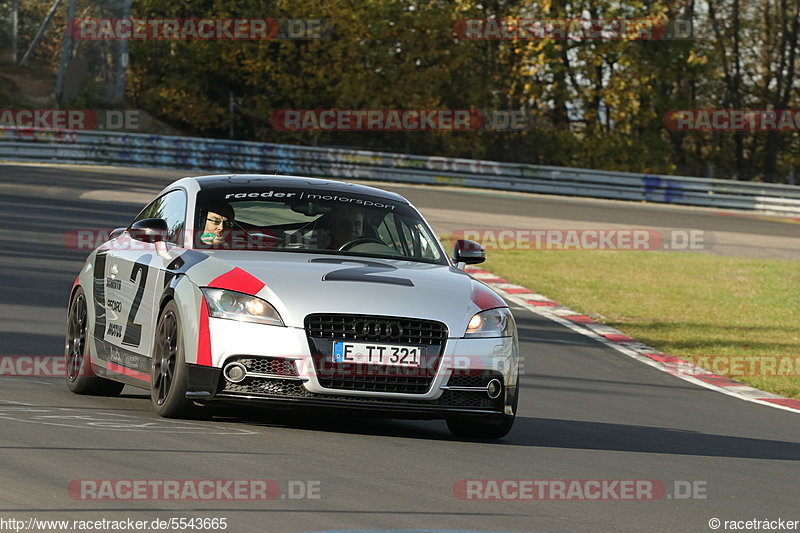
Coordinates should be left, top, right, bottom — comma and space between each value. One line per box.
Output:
65, 287, 125, 396
150, 300, 195, 418
446, 387, 518, 440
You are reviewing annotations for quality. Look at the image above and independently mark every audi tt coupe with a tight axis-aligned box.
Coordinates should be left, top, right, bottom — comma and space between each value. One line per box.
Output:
65, 174, 519, 438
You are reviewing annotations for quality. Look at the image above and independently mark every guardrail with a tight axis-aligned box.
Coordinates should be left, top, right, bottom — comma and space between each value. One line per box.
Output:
2, 128, 800, 215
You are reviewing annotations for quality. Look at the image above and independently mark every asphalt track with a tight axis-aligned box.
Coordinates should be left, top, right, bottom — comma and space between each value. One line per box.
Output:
0, 163, 798, 533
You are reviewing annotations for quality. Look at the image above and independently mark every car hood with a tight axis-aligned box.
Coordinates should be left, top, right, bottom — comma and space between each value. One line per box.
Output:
188, 250, 504, 334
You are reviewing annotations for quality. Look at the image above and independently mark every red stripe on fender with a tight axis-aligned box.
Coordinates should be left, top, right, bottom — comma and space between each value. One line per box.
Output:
208, 267, 266, 296
471, 283, 507, 310
197, 297, 212, 366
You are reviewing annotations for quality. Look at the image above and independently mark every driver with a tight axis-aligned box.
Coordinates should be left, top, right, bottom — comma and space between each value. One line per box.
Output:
200, 202, 235, 246
319, 206, 364, 250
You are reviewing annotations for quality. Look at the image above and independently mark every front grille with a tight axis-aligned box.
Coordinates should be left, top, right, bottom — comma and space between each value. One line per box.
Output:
304, 314, 448, 394
227, 356, 298, 377
222, 377, 501, 410
305, 314, 448, 345
320, 374, 433, 393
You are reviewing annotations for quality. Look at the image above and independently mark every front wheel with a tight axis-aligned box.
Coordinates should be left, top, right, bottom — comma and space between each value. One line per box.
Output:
151, 300, 194, 418
65, 287, 124, 396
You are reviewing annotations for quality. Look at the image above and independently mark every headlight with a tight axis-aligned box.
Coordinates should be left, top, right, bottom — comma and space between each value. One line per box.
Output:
464, 308, 515, 338
201, 288, 285, 327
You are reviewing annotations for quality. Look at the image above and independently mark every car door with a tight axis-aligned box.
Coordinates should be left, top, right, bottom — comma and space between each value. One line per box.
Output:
100, 190, 187, 377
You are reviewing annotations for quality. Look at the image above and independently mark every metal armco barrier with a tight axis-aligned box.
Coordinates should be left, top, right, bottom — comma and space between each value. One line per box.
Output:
2, 128, 800, 215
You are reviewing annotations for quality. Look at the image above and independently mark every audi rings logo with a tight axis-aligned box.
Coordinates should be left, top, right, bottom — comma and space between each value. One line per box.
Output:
353, 320, 403, 340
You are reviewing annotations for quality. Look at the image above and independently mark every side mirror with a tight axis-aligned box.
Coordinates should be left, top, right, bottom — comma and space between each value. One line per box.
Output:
452, 239, 486, 265
129, 218, 169, 243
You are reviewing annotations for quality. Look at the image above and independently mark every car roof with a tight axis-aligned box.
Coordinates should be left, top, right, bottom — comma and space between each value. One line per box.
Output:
188, 174, 409, 204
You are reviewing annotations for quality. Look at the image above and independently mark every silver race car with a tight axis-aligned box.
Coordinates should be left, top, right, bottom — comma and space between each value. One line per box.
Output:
66, 175, 519, 438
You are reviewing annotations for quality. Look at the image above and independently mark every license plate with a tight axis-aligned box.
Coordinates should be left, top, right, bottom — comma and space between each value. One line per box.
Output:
332, 341, 422, 367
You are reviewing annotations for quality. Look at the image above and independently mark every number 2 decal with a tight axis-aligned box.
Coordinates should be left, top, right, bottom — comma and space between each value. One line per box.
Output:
310, 258, 414, 287
121, 255, 150, 347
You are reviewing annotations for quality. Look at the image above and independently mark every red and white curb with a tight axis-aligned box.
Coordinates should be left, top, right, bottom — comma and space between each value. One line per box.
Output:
467, 267, 800, 415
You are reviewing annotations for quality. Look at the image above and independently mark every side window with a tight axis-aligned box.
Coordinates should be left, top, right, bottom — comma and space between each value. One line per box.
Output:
131, 190, 187, 245
132, 200, 159, 224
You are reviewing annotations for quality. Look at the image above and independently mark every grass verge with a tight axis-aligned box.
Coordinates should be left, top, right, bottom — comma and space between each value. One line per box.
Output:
481, 250, 800, 399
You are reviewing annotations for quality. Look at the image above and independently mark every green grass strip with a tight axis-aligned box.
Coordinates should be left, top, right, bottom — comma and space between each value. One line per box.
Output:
482, 250, 800, 399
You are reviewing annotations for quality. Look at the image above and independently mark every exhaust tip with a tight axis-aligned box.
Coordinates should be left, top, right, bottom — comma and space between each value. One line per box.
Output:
487, 378, 503, 399
223, 362, 248, 383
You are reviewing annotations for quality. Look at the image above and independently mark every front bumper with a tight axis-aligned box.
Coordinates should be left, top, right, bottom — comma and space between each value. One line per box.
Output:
188, 317, 519, 419
185, 363, 518, 419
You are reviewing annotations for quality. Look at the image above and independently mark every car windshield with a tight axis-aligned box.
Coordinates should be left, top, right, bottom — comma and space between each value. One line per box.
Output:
194, 187, 447, 265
